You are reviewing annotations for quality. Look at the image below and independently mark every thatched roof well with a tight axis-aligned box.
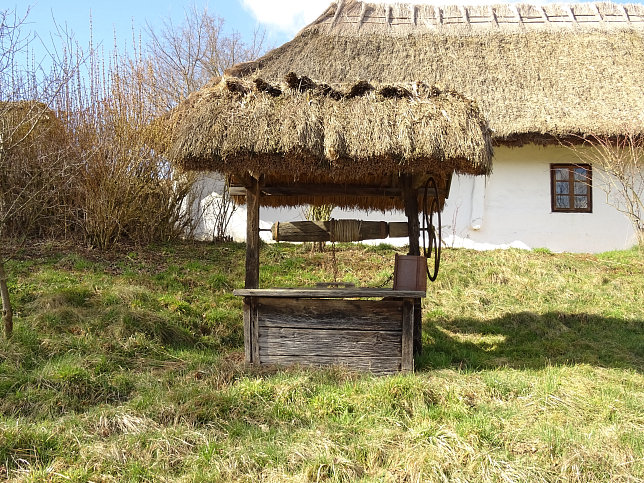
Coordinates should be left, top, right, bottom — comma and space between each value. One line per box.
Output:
170, 75, 491, 173
169, 75, 492, 211
228, 1, 644, 144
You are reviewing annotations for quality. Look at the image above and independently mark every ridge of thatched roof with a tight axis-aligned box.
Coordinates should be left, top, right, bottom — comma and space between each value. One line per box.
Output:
227, 2, 644, 144
304, 1, 644, 33
169, 75, 492, 186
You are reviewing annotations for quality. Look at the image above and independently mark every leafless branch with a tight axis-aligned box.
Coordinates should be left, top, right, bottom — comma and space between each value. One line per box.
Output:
566, 130, 644, 246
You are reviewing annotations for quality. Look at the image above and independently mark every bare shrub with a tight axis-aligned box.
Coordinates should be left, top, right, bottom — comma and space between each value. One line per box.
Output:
183, 175, 237, 242
0, 6, 84, 337
0, 101, 80, 239
568, 131, 644, 247
70, 51, 196, 250
210, 179, 237, 242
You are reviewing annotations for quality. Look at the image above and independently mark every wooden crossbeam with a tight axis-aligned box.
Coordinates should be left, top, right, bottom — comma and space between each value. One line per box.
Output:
229, 184, 447, 199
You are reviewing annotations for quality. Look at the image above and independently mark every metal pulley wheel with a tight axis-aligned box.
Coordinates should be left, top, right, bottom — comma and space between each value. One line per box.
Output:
421, 177, 442, 281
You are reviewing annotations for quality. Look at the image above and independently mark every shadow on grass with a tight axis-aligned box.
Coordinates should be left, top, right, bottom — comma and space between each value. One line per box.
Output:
416, 311, 644, 372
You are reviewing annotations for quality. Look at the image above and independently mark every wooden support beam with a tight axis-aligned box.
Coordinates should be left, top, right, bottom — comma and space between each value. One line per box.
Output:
401, 298, 414, 372
229, 184, 446, 199
402, 175, 423, 356
245, 176, 260, 289
402, 176, 420, 256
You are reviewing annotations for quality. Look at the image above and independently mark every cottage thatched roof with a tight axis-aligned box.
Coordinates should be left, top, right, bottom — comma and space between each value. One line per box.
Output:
169, 75, 492, 210
228, 1, 644, 144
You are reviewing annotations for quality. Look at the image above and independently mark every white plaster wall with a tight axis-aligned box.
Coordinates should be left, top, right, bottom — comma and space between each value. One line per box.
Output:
185, 173, 226, 241
441, 145, 637, 253
186, 173, 271, 243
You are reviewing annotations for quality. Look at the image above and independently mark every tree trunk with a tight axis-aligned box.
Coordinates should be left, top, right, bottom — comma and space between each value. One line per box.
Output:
0, 260, 13, 339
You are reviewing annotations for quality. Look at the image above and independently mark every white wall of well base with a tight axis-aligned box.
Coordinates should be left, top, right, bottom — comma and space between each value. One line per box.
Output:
188, 145, 638, 253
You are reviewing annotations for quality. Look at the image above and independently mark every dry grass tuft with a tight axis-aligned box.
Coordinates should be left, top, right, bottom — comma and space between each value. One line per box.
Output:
95, 410, 159, 437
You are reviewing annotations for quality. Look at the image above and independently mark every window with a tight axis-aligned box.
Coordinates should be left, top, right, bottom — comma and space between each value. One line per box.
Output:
550, 164, 592, 213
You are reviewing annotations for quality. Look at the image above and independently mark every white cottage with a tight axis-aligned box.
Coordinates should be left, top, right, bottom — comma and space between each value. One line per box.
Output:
192, 1, 644, 252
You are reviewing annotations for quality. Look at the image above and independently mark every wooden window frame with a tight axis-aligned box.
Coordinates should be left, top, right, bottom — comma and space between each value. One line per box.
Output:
550, 164, 592, 213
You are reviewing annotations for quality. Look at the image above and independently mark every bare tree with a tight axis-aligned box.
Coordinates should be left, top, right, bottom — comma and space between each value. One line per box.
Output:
141, 6, 265, 242
0, 5, 268, 338
568, 131, 644, 247
143, 5, 266, 109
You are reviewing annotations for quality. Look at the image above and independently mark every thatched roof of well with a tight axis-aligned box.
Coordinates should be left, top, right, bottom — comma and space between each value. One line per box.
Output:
227, 1, 644, 144
169, 75, 492, 183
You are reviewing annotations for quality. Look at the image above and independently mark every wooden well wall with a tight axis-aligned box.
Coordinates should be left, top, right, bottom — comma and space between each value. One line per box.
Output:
243, 296, 415, 374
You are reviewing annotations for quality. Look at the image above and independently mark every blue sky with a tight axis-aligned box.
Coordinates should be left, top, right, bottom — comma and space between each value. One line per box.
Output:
19, 0, 331, 61
17, 0, 629, 67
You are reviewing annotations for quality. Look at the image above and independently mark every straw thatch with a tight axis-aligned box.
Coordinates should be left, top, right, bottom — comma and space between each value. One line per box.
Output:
0, 101, 67, 156
0, 101, 66, 142
169, 75, 491, 210
228, 1, 644, 144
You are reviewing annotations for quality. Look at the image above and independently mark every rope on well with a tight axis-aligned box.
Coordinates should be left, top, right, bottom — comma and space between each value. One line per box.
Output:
329, 219, 362, 243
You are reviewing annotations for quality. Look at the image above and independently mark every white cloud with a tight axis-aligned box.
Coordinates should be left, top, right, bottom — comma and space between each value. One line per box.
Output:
242, 0, 561, 35
241, 0, 330, 34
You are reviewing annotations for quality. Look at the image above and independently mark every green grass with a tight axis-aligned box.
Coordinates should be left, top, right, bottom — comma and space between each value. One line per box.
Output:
0, 241, 642, 481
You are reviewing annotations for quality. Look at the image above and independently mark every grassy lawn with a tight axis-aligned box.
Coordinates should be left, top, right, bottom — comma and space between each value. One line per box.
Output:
0, 241, 642, 482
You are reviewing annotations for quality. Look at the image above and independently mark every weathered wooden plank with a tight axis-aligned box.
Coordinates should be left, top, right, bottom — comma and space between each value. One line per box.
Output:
401, 299, 414, 372
259, 313, 401, 332
259, 328, 402, 357
388, 222, 409, 238
245, 177, 260, 289
251, 298, 260, 363
260, 355, 401, 374
233, 288, 426, 298
243, 299, 252, 363
257, 298, 402, 331
229, 184, 447, 199
414, 299, 422, 356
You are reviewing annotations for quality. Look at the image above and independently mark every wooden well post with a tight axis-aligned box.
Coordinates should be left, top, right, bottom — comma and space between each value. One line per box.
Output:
402, 175, 423, 356
245, 175, 261, 289
244, 175, 261, 363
